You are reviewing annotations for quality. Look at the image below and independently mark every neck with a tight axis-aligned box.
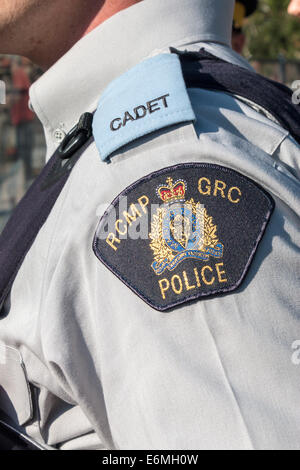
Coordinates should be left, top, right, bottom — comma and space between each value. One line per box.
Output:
3, 0, 141, 70
84, 0, 142, 36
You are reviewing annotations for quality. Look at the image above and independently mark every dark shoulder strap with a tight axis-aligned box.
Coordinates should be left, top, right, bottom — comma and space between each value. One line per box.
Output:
174, 48, 300, 145
1, 52, 299, 309
0, 115, 93, 309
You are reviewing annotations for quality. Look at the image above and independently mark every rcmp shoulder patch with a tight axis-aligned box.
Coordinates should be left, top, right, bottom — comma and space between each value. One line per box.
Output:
93, 163, 274, 311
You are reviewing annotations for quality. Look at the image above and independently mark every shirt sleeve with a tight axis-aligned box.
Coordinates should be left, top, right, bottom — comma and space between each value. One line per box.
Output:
272, 134, 300, 181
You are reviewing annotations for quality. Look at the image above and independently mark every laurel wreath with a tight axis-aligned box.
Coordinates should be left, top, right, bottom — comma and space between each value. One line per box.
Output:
149, 199, 219, 265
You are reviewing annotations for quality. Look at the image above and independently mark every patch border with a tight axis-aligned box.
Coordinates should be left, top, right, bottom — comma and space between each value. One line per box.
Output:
93, 163, 275, 312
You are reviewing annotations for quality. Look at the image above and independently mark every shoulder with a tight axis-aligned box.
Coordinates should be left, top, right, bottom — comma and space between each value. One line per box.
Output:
92, 53, 195, 162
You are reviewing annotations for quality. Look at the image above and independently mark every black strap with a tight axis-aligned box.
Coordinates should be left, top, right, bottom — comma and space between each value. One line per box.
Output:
0, 133, 93, 310
175, 48, 300, 145
0, 52, 299, 309
0, 413, 45, 450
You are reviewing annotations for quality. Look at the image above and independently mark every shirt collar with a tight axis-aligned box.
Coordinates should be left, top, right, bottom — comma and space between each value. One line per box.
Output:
30, 0, 236, 156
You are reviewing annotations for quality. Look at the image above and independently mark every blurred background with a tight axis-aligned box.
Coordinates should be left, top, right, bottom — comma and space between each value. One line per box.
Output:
243, 0, 300, 82
0, 56, 45, 232
0, 0, 299, 233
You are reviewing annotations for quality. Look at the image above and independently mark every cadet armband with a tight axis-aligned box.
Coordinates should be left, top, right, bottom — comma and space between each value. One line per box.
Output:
93, 163, 274, 311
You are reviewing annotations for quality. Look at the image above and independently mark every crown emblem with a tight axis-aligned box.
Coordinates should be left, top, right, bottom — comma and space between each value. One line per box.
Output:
149, 197, 224, 275
156, 177, 186, 204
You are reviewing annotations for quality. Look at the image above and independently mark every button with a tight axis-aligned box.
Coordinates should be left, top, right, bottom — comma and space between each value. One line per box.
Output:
53, 128, 66, 143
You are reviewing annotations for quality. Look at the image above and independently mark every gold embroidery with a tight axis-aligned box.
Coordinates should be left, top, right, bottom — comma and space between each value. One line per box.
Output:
201, 265, 215, 285
194, 267, 201, 287
149, 197, 222, 274
183, 270, 196, 291
159, 278, 170, 300
158, 263, 228, 299
123, 204, 142, 226
106, 233, 121, 251
215, 263, 228, 283
228, 187, 242, 204
213, 180, 227, 198
171, 275, 183, 294
198, 177, 242, 204
106, 194, 149, 251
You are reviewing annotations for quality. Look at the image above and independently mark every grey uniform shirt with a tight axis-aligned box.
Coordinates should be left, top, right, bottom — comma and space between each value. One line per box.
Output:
1, 0, 300, 450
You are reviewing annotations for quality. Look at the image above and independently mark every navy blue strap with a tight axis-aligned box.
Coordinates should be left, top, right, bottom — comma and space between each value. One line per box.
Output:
0, 137, 93, 309
175, 48, 300, 145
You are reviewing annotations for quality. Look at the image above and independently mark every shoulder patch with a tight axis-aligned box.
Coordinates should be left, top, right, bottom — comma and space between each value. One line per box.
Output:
93, 163, 274, 311
92, 54, 195, 161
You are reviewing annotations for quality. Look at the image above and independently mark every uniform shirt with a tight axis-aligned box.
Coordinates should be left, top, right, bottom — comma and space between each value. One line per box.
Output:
0, 0, 300, 450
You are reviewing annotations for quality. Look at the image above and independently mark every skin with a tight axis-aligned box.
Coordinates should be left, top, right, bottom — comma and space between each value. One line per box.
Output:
0, 0, 141, 70
231, 31, 246, 55
288, 0, 300, 17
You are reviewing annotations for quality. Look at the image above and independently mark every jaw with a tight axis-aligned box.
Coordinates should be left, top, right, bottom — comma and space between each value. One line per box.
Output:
0, 0, 104, 69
